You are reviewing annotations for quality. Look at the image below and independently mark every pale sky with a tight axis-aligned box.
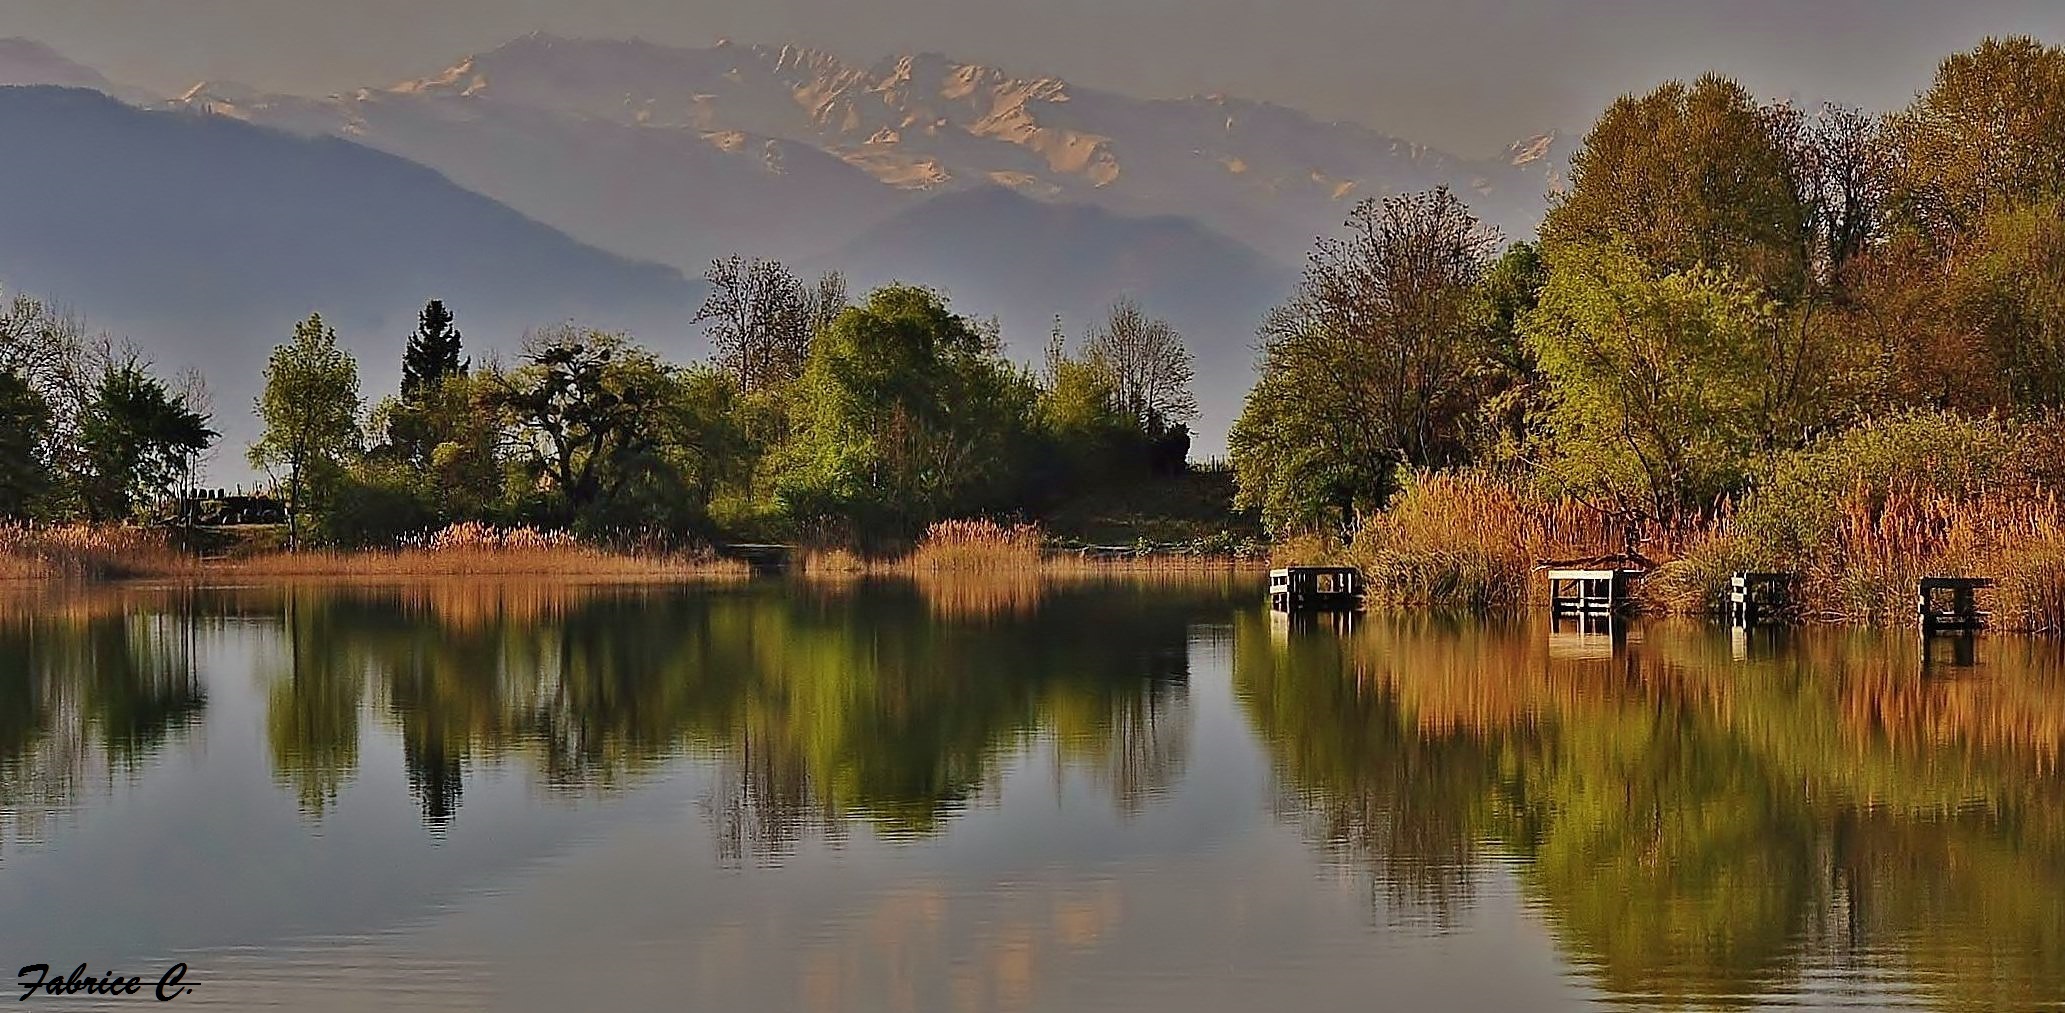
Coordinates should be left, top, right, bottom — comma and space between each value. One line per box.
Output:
8, 0, 2065, 156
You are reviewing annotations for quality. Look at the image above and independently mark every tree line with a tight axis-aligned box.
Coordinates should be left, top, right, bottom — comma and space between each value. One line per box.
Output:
2, 260, 1200, 549
1232, 35, 2065, 538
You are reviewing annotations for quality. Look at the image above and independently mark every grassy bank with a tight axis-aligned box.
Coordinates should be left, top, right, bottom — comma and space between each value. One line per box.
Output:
3, 517, 1257, 587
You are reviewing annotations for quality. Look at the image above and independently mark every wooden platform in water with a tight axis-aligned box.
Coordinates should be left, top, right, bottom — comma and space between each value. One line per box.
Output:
1270, 566, 1362, 612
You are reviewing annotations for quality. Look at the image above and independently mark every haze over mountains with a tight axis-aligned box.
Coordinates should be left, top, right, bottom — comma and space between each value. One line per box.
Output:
0, 86, 700, 458
0, 33, 1564, 462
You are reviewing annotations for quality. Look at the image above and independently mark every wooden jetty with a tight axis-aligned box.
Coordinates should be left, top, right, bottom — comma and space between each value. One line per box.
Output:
1728, 571, 1796, 626
1918, 576, 1992, 632
1546, 568, 1635, 616
718, 543, 795, 576
1269, 566, 1362, 612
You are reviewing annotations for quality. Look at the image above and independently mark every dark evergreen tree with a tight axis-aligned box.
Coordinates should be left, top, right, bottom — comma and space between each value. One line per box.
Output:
400, 300, 465, 400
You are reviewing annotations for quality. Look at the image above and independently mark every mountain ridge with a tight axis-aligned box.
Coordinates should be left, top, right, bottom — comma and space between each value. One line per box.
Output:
0, 85, 702, 468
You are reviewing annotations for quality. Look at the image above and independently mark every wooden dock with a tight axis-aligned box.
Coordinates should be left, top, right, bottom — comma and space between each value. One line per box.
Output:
1546, 568, 1634, 616
1728, 571, 1795, 626
718, 543, 795, 576
1918, 576, 1992, 632
1269, 566, 1362, 612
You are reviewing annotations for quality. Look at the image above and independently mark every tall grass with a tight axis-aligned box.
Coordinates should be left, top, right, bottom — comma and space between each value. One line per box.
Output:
1339, 471, 2065, 632
0, 524, 192, 580
214, 522, 747, 579
1345, 472, 1619, 609
906, 519, 1045, 572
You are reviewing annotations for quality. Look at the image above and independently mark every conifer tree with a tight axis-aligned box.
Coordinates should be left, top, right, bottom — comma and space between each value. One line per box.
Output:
400, 300, 464, 400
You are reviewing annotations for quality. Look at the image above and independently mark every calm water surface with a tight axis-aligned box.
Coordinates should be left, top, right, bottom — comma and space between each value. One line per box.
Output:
1, 579, 2061, 1011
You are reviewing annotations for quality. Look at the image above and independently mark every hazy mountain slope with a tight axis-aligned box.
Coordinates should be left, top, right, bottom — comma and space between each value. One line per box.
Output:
819, 187, 1297, 457
0, 37, 154, 103
0, 86, 702, 463
173, 34, 1560, 266
179, 75, 910, 269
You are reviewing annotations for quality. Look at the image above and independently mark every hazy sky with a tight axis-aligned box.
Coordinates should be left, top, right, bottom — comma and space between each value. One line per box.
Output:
9, 0, 2065, 155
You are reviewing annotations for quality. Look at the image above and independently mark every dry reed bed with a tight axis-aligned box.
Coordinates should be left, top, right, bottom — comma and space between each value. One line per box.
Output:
8, 519, 1246, 589
1320, 473, 2065, 633
1, 524, 195, 581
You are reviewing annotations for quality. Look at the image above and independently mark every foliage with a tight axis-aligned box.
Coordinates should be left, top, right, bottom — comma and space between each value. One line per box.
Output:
0, 369, 53, 517
1542, 73, 1808, 293
1889, 35, 2065, 241
1943, 201, 2065, 406
78, 356, 215, 520
492, 327, 710, 530
1231, 188, 1501, 534
399, 299, 465, 400
775, 285, 1038, 541
250, 313, 362, 548
1523, 244, 1827, 528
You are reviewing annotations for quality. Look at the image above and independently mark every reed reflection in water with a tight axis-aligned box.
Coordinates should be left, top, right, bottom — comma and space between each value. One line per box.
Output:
1239, 612, 2065, 1010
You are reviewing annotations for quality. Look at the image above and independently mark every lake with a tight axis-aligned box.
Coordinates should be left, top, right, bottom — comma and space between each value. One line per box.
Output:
2, 578, 2061, 1011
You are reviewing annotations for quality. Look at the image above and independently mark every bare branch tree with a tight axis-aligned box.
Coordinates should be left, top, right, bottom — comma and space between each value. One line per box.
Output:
1085, 298, 1197, 432
694, 256, 813, 395
1770, 101, 1893, 289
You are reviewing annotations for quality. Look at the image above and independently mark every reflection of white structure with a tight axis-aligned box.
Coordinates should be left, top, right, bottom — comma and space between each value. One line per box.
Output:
1546, 614, 1641, 661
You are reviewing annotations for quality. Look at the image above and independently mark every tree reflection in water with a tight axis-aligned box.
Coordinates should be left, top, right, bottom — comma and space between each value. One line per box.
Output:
1236, 613, 2065, 1010
0, 592, 208, 852
245, 579, 1229, 862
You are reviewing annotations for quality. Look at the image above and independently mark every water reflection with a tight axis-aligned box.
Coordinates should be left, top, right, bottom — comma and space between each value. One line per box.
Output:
230, 579, 1228, 854
0, 599, 207, 853
1237, 613, 2065, 1010
5, 582, 2062, 1010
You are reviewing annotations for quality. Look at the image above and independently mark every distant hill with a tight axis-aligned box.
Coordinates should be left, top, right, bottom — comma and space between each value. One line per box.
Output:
818, 187, 1297, 454
175, 34, 1561, 266
0, 86, 702, 467
0, 37, 154, 103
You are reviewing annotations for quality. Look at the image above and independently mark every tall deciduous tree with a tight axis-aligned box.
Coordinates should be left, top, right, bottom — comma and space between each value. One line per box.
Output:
251, 313, 362, 548
493, 327, 681, 521
1230, 189, 1499, 533
1773, 103, 1893, 289
1542, 74, 1808, 295
1084, 298, 1197, 434
776, 285, 1036, 538
695, 257, 813, 395
1890, 36, 2065, 243
0, 368, 52, 517
1523, 245, 1804, 529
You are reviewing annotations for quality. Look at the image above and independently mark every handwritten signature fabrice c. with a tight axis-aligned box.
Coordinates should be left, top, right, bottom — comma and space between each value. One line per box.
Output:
16, 964, 191, 1002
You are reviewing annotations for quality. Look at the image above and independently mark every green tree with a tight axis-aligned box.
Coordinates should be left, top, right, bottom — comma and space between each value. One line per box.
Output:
388, 300, 467, 471
399, 300, 465, 400
1943, 202, 2065, 407
1522, 244, 1790, 528
0, 369, 52, 517
776, 285, 1037, 539
1230, 189, 1498, 533
78, 356, 216, 520
251, 313, 362, 548
493, 327, 689, 526
1542, 74, 1808, 294
1037, 319, 1141, 490
1890, 36, 2065, 242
